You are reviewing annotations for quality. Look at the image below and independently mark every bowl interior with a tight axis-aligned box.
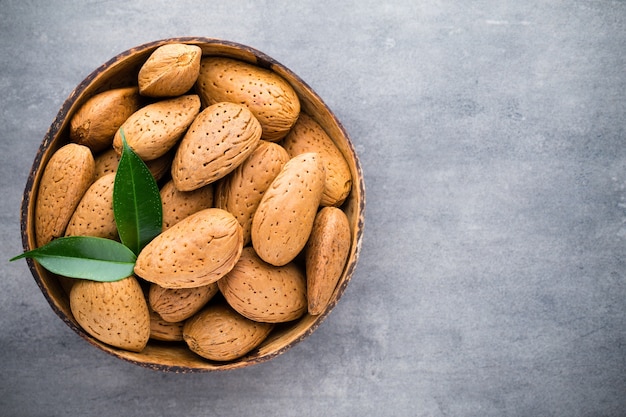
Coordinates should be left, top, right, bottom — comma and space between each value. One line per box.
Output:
21, 37, 365, 372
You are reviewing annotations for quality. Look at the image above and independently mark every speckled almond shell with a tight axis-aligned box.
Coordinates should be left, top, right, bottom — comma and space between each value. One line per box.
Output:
251, 152, 325, 266
70, 87, 142, 153
149, 310, 184, 342
183, 302, 274, 362
65, 173, 117, 240
112, 94, 201, 161
149, 282, 219, 322
305, 207, 351, 315
94, 147, 173, 182
93, 148, 119, 179
134, 208, 243, 289
282, 113, 353, 207
196, 57, 300, 142
35, 143, 95, 247
69, 276, 150, 352
144, 150, 175, 182
214, 140, 290, 245
160, 180, 214, 231
218, 247, 308, 323
138, 43, 202, 98
171, 102, 262, 192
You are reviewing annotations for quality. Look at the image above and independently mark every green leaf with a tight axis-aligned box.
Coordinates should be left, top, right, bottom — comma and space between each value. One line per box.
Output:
113, 129, 163, 255
10, 236, 136, 282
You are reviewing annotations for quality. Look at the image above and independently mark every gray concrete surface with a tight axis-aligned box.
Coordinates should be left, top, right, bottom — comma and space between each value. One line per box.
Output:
1, 1, 625, 416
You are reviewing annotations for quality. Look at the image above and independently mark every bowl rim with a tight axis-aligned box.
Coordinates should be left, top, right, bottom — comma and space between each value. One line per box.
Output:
19, 36, 365, 372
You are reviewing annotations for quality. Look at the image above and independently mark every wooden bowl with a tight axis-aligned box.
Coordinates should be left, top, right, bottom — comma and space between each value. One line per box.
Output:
19, 37, 365, 372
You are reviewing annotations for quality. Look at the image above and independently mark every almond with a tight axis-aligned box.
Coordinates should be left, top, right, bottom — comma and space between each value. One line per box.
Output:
218, 247, 307, 323
112, 94, 201, 161
144, 150, 175, 182
214, 140, 289, 245
160, 179, 214, 231
196, 57, 300, 141
94, 147, 173, 182
149, 309, 184, 342
282, 113, 353, 207
69, 276, 150, 352
251, 152, 325, 266
183, 302, 273, 361
138, 43, 202, 97
148, 282, 219, 322
305, 207, 351, 315
35, 143, 95, 246
134, 208, 243, 289
93, 148, 119, 179
70, 87, 142, 152
171, 102, 262, 191
65, 173, 117, 240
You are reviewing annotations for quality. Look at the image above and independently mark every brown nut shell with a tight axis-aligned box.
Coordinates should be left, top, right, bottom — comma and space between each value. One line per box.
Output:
251, 152, 325, 266
196, 57, 300, 142
93, 148, 119, 179
183, 302, 273, 362
112, 94, 201, 161
218, 247, 307, 323
134, 208, 243, 289
138, 43, 202, 97
148, 282, 219, 322
70, 87, 142, 152
35, 143, 95, 246
171, 102, 262, 191
144, 150, 174, 182
65, 173, 117, 240
149, 309, 184, 342
94, 147, 172, 182
282, 113, 353, 207
305, 207, 351, 315
69, 276, 150, 352
214, 140, 290, 245
160, 180, 214, 231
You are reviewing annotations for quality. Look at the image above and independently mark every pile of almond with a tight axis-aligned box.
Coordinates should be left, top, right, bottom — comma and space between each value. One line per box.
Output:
35, 43, 353, 362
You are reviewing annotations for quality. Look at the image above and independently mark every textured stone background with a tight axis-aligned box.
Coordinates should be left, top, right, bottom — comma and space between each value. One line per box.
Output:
1, 1, 625, 416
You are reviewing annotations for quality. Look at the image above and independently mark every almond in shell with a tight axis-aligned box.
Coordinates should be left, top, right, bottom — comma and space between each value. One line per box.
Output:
65, 173, 117, 240
93, 148, 119, 179
218, 247, 307, 323
251, 152, 325, 266
305, 207, 351, 315
134, 208, 243, 289
183, 302, 273, 361
112, 94, 201, 161
69, 276, 150, 352
148, 282, 219, 322
282, 113, 352, 207
70, 87, 142, 152
94, 147, 173, 182
196, 57, 300, 142
171, 102, 262, 191
143, 149, 175, 182
138, 43, 202, 97
149, 309, 184, 342
35, 143, 95, 246
214, 140, 290, 245
160, 179, 214, 231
